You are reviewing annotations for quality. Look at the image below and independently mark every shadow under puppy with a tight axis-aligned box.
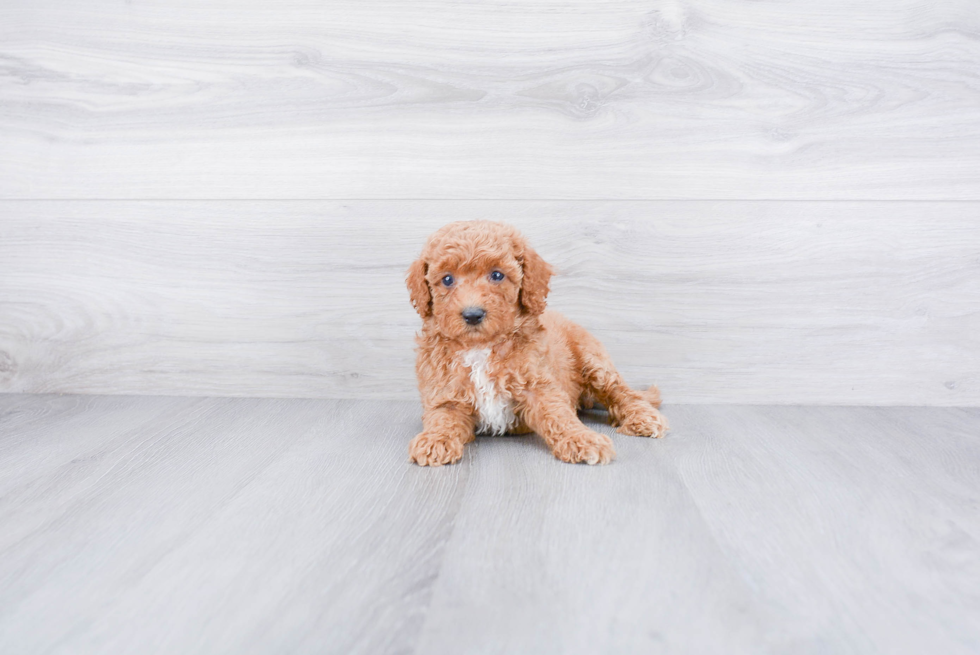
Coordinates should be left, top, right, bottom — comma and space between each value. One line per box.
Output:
406, 221, 668, 466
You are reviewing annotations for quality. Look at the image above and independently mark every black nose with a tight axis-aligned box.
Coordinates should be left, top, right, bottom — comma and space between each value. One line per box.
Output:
461, 307, 486, 325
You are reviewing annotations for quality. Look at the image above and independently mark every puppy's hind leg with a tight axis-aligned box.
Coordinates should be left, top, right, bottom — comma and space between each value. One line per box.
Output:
518, 384, 616, 465
575, 333, 668, 438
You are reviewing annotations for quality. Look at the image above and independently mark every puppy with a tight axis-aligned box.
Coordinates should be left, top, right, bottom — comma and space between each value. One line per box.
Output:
406, 221, 668, 466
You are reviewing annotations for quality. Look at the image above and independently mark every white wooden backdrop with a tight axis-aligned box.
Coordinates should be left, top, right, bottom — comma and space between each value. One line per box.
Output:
1, 201, 977, 405
1, 0, 979, 404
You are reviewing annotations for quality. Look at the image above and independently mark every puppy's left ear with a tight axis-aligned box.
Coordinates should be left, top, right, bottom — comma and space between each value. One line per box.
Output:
518, 242, 553, 316
406, 258, 432, 318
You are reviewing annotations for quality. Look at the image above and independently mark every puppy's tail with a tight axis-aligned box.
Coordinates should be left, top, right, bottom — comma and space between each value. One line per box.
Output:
641, 385, 662, 408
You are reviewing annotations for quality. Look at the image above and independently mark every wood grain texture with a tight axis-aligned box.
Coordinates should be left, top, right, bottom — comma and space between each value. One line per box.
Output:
666, 404, 980, 654
1, 200, 978, 405
414, 408, 773, 655
1, 395, 978, 653
0, 395, 468, 655
418, 404, 980, 654
1, 0, 978, 199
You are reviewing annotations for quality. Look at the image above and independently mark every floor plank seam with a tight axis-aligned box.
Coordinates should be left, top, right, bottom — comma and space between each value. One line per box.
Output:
404, 445, 478, 655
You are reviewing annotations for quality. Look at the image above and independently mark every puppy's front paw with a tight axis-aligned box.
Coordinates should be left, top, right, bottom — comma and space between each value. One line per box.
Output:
409, 431, 464, 467
616, 405, 669, 438
552, 430, 616, 465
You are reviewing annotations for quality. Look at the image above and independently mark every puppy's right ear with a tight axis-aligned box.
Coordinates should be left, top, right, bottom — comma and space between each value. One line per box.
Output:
406, 258, 432, 318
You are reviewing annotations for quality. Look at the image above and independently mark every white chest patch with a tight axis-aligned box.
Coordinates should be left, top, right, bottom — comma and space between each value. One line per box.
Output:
461, 348, 517, 436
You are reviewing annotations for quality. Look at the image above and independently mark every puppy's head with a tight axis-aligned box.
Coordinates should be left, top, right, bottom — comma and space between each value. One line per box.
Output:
407, 221, 552, 342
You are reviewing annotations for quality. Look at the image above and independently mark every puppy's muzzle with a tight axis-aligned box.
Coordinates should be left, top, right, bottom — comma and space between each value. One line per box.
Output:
461, 307, 486, 326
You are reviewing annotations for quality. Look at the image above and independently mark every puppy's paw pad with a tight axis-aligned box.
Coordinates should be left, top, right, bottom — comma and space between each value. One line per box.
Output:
617, 406, 669, 438
553, 431, 616, 465
409, 432, 464, 467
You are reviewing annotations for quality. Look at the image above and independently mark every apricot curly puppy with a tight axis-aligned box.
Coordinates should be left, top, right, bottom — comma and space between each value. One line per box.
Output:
406, 221, 668, 466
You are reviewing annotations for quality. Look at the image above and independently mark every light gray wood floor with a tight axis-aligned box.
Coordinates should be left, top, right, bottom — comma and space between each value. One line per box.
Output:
1, 394, 977, 654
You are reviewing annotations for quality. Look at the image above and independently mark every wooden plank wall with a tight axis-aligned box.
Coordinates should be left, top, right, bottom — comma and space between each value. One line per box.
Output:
1, 201, 977, 404
1, 1, 978, 404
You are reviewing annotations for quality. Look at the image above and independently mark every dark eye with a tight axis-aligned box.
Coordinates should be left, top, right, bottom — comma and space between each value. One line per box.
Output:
441, 275, 454, 287
489, 271, 505, 282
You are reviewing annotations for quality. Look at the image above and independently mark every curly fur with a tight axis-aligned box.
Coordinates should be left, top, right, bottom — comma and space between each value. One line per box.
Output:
406, 221, 668, 466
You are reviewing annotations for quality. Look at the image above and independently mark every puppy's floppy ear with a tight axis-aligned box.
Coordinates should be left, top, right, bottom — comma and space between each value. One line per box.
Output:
406, 258, 432, 318
517, 241, 553, 316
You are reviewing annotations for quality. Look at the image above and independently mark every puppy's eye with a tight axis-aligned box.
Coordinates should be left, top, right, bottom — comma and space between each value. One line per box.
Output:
489, 271, 505, 282
441, 275, 454, 287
